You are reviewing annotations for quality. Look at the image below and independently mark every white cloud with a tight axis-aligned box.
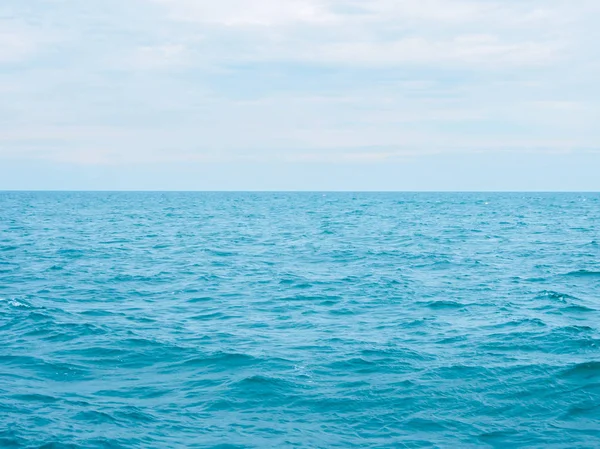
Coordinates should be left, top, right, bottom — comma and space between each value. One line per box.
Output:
143, 0, 578, 69
133, 44, 188, 68
0, 0, 597, 177
288, 35, 560, 67
153, 0, 337, 26
152, 0, 523, 27
0, 25, 36, 63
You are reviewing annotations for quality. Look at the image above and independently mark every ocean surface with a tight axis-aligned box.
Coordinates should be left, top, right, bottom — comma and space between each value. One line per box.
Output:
1, 192, 599, 448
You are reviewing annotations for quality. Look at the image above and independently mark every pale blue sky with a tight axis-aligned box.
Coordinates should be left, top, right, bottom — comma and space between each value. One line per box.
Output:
0, 0, 598, 190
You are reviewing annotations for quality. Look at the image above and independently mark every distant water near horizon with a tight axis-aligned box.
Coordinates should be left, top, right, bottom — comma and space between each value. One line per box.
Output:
1, 192, 599, 448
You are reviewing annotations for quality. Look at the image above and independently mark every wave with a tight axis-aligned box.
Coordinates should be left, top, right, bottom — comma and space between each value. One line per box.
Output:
564, 270, 600, 278
425, 300, 464, 309
560, 361, 600, 379
536, 290, 581, 302
178, 352, 262, 368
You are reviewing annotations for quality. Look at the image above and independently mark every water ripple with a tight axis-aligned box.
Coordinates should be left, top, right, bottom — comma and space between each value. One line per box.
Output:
1, 192, 600, 447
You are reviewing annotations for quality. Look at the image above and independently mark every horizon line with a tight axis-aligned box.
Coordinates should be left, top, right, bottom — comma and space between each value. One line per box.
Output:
1, 190, 599, 194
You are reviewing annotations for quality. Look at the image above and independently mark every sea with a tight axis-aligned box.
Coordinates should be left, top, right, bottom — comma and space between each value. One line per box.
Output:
1, 192, 599, 448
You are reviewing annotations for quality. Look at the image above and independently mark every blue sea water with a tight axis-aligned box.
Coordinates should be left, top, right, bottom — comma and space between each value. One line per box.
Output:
1, 192, 599, 448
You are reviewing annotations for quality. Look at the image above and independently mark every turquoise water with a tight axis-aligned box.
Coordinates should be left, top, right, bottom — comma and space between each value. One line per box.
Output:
1, 192, 599, 448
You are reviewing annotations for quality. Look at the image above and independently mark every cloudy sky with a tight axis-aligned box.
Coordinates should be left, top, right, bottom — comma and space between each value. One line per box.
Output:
0, 0, 598, 190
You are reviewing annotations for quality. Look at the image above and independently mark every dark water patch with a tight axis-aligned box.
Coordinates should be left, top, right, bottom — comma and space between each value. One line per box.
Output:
210, 445, 246, 449
555, 325, 595, 334
72, 410, 119, 425
326, 357, 380, 373
329, 308, 355, 316
478, 429, 520, 444
47, 264, 65, 271
564, 269, 600, 278
560, 361, 600, 383
560, 361, 600, 380
424, 300, 464, 309
56, 248, 86, 258
205, 249, 238, 257
0, 355, 90, 380
58, 340, 193, 369
564, 304, 596, 313
403, 417, 451, 432
96, 386, 173, 400
39, 443, 82, 449
113, 407, 156, 424
564, 402, 600, 419
78, 437, 129, 449
111, 274, 165, 283
484, 318, 548, 331
0, 431, 25, 449
11, 393, 60, 404
186, 296, 214, 303
436, 335, 469, 345
360, 347, 433, 362
424, 364, 494, 381
189, 311, 227, 320
281, 294, 342, 303
177, 352, 261, 369
80, 309, 124, 318
228, 375, 306, 400
286, 282, 313, 290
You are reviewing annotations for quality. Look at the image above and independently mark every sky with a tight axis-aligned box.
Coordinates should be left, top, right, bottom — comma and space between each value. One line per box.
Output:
0, 0, 598, 191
